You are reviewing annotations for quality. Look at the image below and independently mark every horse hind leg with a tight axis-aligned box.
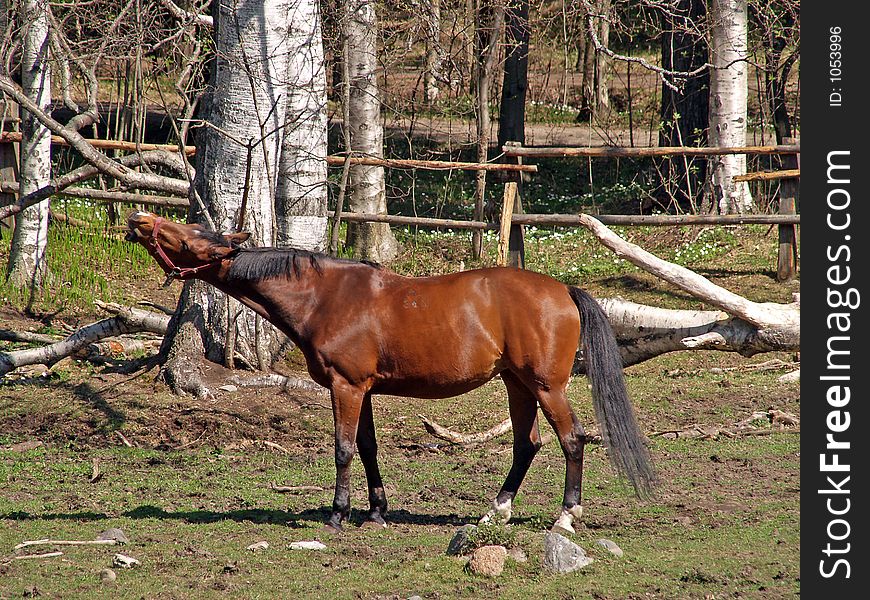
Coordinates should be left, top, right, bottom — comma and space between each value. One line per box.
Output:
532, 382, 588, 534
480, 372, 542, 525
356, 393, 388, 527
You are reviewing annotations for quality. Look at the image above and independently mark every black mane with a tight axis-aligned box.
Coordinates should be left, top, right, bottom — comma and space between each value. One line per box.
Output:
227, 247, 380, 282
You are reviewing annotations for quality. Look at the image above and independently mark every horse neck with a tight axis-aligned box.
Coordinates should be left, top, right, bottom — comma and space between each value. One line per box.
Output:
202, 258, 335, 342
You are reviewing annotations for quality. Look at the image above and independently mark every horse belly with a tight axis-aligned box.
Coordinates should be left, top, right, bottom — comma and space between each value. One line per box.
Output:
371, 369, 501, 399
372, 330, 504, 398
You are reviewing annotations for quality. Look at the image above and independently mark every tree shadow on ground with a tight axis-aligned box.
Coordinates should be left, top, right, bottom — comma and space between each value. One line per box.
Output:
1, 505, 478, 529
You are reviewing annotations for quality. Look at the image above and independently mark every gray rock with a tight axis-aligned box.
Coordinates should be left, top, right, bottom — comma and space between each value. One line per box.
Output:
446, 524, 478, 556
507, 546, 528, 563
542, 532, 593, 573
99, 568, 117, 584
407, 596, 424, 600
468, 545, 507, 577
97, 528, 129, 544
289, 540, 326, 551
595, 538, 624, 557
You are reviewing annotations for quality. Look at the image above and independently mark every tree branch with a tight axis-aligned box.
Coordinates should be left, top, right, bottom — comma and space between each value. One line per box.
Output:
0, 75, 190, 199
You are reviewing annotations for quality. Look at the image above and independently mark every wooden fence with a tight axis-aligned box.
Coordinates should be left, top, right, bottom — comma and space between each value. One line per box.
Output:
0, 132, 799, 279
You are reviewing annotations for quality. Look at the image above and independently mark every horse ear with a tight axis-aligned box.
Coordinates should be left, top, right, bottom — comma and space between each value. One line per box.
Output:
224, 232, 251, 247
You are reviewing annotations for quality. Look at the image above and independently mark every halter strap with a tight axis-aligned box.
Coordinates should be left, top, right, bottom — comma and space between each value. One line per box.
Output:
148, 217, 223, 286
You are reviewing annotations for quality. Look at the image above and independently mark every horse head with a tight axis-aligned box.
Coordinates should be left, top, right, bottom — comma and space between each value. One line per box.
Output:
126, 211, 250, 284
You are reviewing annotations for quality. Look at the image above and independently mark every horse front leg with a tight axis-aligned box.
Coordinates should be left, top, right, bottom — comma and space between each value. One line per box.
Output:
356, 393, 388, 527
326, 381, 366, 532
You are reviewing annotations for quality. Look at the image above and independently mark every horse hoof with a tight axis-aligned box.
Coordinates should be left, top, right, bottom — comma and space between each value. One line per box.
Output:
321, 522, 343, 535
361, 519, 388, 530
550, 523, 575, 536
478, 509, 511, 526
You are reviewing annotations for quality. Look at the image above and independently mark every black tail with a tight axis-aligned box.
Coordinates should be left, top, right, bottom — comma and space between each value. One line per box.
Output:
569, 287, 655, 498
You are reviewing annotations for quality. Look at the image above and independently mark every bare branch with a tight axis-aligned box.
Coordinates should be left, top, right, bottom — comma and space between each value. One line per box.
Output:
158, 0, 213, 28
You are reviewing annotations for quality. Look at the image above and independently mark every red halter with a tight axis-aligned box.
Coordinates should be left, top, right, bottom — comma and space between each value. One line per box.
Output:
148, 217, 223, 286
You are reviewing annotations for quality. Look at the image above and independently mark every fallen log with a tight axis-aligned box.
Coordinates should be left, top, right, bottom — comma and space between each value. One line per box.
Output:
227, 373, 327, 395
0, 304, 170, 376
418, 414, 513, 444
0, 329, 61, 345
570, 215, 800, 373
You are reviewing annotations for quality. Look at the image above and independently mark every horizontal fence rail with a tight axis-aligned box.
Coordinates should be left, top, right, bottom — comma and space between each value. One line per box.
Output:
337, 212, 800, 229
502, 144, 801, 158
0, 132, 536, 173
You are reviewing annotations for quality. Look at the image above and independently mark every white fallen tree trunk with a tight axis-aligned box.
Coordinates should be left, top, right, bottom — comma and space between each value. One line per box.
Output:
0, 304, 170, 376
571, 214, 799, 374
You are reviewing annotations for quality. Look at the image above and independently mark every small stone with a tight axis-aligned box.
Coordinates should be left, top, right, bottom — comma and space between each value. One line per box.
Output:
97, 528, 129, 544
408, 596, 424, 600
289, 540, 326, 551
542, 532, 593, 573
595, 538, 624, 557
507, 546, 528, 563
111, 553, 140, 569
219, 384, 238, 392
446, 524, 477, 556
468, 545, 507, 577
778, 370, 800, 384
246, 541, 269, 552
99, 568, 117, 583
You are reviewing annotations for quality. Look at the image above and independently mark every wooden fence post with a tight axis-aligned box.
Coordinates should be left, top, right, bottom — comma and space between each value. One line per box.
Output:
497, 182, 516, 266
503, 141, 525, 268
776, 138, 799, 281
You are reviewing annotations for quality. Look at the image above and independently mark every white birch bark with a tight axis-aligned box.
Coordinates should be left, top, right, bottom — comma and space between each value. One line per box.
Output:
163, 0, 292, 389
7, 0, 51, 289
423, 0, 443, 103
274, 0, 328, 251
594, 0, 611, 113
708, 0, 753, 213
344, 0, 398, 263
0, 305, 170, 376
575, 214, 799, 362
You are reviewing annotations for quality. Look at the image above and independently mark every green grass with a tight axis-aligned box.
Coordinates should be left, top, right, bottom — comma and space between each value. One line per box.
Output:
0, 396, 799, 599
0, 200, 158, 313
0, 338, 800, 599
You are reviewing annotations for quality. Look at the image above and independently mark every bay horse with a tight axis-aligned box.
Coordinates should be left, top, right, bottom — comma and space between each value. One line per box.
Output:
126, 211, 654, 533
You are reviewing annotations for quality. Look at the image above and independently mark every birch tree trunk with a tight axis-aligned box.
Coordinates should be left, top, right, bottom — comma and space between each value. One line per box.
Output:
7, 0, 51, 289
423, 0, 442, 103
593, 0, 611, 113
161, 0, 291, 395
343, 0, 398, 263
579, 0, 610, 118
275, 0, 328, 251
708, 0, 753, 214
